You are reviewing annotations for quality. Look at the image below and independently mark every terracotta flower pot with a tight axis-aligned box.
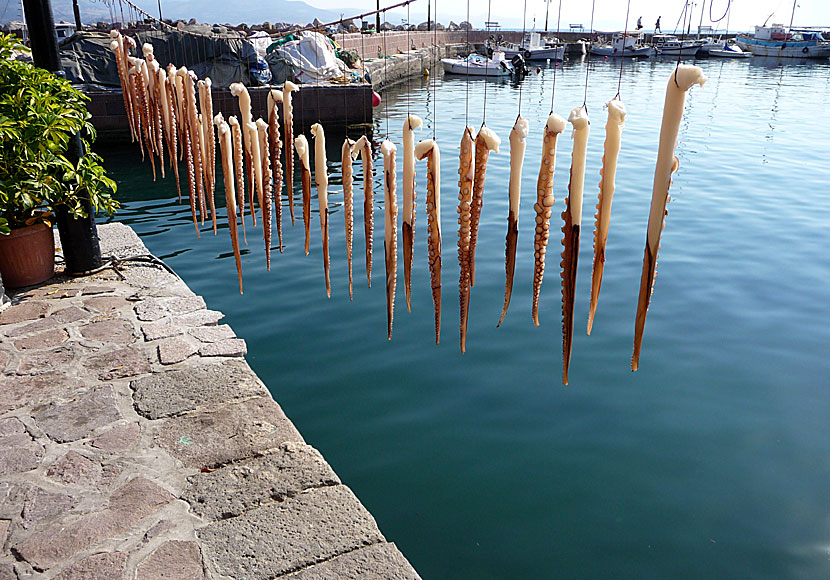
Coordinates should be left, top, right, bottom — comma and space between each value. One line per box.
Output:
0, 223, 55, 288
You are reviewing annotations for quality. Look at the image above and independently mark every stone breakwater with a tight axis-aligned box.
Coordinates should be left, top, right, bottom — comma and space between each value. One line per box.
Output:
0, 223, 420, 579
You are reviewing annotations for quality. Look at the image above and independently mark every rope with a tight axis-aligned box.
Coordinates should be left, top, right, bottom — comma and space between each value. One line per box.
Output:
710, 0, 731, 23
406, 2, 411, 124
481, 0, 492, 127
549, 0, 562, 113
432, 0, 437, 140
616, 0, 632, 99
583, 0, 596, 109
465, 0, 470, 127
518, 0, 527, 118
383, 11, 389, 137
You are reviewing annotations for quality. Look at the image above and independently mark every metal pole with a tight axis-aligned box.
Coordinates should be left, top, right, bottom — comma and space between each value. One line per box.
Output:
157, 0, 163, 21
71, 0, 81, 32
427, 0, 430, 31
22, 0, 60, 72
376, 0, 381, 32
544, 0, 550, 33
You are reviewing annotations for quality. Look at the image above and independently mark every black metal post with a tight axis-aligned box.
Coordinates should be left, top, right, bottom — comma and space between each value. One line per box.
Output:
23, 0, 103, 274
427, 0, 431, 31
376, 0, 381, 32
157, 0, 163, 21
72, 0, 82, 32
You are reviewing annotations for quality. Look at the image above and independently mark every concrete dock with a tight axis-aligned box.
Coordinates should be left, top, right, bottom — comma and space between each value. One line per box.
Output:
0, 223, 420, 579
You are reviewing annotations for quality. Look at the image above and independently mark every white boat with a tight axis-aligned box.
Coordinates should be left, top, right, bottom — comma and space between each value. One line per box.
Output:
737, 24, 830, 59
696, 37, 724, 55
590, 32, 653, 57
652, 34, 702, 56
707, 42, 751, 58
495, 32, 565, 61
441, 51, 514, 76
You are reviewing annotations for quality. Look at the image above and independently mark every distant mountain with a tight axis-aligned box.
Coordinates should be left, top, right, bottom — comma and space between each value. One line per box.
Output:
22, 0, 367, 27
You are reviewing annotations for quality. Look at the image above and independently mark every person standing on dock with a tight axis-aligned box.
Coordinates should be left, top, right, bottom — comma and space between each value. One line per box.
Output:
655, 16, 661, 33
637, 16, 643, 30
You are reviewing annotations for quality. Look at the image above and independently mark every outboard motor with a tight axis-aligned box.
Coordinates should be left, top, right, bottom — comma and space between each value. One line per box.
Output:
511, 53, 529, 76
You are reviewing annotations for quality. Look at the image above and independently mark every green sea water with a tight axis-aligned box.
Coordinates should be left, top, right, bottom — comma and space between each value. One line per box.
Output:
105, 56, 830, 579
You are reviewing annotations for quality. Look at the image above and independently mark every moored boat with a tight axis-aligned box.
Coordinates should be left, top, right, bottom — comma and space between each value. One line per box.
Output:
652, 34, 702, 56
737, 24, 830, 58
591, 32, 653, 57
441, 51, 514, 76
708, 42, 751, 58
494, 32, 565, 61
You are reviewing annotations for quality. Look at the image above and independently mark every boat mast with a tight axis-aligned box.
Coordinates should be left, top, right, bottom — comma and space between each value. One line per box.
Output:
697, 0, 706, 38
544, 0, 550, 33
787, 0, 797, 32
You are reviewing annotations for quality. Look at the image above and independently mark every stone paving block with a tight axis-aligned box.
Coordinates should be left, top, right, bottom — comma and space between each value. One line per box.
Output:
31, 386, 122, 443
83, 296, 130, 313
90, 422, 140, 454
83, 346, 151, 381
189, 324, 235, 343
12, 478, 173, 571
157, 337, 197, 365
0, 519, 9, 546
21, 487, 78, 528
167, 296, 206, 315
0, 418, 24, 436
52, 307, 88, 324
0, 372, 77, 414
81, 285, 116, 295
52, 551, 127, 580
183, 442, 340, 521
0, 301, 49, 325
0, 562, 14, 579
4, 316, 59, 337
199, 486, 384, 580
178, 310, 224, 327
13, 328, 68, 351
0, 350, 8, 372
0, 434, 44, 475
132, 360, 266, 420
199, 338, 247, 358
46, 451, 103, 486
156, 396, 303, 469
281, 542, 422, 580
135, 299, 168, 322
141, 319, 183, 341
79, 319, 135, 344
15, 346, 78, 375
136, 541, 204, 580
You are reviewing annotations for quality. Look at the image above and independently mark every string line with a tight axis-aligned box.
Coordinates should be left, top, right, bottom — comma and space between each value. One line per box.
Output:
583, 0, 596, 108
549, 0, 562, 113
465, 0, 469, 127
481, 0, 492, 127
616, 0, 632, 98
432, 0, 437, 140
517, 0, 527, 118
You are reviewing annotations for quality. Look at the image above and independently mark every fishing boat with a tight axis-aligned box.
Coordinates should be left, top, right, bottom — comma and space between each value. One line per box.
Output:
708, 42, 751, 58
441, 51, 515, 76
494, 32, 565, 61
652, 34, 702, 56
736, 24, 830, 58
590, 32, 653, 57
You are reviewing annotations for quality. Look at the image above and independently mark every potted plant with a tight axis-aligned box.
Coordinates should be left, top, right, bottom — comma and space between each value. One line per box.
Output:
0, 33, 118, 288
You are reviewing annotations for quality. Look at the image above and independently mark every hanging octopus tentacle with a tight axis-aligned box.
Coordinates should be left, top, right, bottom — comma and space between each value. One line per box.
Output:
164, 66, 181, 201
402, 114, 423, 312
132, 60, 156, 180
126, 68, 144, 161
283, 81, 299, 226
633, 65, 706, 371
415, 139, 442, 345
353, 136, 374, 287
268, 90, 284, 252
560, 105, 590, 386
181, 69, 205, 225
256, 119, 273, 270
311, 123, 331, 298
457, 127, 475, 353
109, 34, 135, 142
381, 140, 398, 340
469, 126, 501, 287
497, 116, 529, 327
215, 115, 243, 294
588, 98, 626, 335
294, 135, 313, 257
228, 117, 247, 245
179, 88, 198, 237
149, 61, 165, 179
230, 82, 257, 226
342, 137, 356, 300
531, 113, 566, 327
198, 79, 217, 232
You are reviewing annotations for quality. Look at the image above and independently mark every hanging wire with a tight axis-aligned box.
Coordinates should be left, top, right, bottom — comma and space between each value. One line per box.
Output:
432, 0, 437, 140
710, 0, 731, 23
383, 10, 389, 137
616, 0, 632, 98
406, 2, 411, 124
342, 20, 348, 128
549, 0, 562, 113
676, 0, 690, 74
315, 24, 322, 123
481, 0, 492, 127
360, 27, 367, 128
465, 0, 470, 127
517, 0, 527, 119
583, 0, 596, 109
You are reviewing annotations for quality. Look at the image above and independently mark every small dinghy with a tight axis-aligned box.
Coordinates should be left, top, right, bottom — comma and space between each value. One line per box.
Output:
441, 51, 514, 77
708, 42, 751, 58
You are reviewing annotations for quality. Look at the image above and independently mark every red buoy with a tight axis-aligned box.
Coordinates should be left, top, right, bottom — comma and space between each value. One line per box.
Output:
372, 91, 381, 107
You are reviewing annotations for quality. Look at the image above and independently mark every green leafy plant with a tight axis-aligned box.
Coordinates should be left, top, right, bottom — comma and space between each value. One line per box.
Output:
0, 32, 118, 235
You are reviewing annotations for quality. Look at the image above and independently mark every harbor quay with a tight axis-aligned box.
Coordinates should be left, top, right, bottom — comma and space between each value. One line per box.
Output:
0, 223, 421, 579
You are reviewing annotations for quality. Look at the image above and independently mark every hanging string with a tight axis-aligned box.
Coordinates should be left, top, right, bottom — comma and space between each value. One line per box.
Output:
616, 0, 632, 98
342, 21, 348, 128
517, 0, 527, 118
315, 25, 322, 123
464, 0, 470, 127
360, 27, 367, 129
481, 0, 492, 127
676, 0, 690, 78
583, 0, 596, 109
383, 10, 389, 137
549, 0, 562, 113
710, 0, 731, 23
406, 2, 411, 124
432, 0, 437, 140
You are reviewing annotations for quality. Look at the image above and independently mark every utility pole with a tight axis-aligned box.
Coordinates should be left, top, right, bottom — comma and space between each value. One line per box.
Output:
22, 0, 103, 273
71, 0, 81, 32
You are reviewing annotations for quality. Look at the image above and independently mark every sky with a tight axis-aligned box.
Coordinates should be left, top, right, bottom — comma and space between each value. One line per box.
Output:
311, 0, 830, 32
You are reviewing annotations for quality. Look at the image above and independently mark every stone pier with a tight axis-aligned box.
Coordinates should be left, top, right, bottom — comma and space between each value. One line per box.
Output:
0, 224, 420, 579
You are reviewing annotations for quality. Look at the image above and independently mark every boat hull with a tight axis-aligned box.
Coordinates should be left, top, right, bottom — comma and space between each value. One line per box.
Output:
441, 59, 512, 76
708, 48, 751, 58
656, 46, 701, 56
501, 46, 565, 61
590, 45, 653, 57
739, 37, 830, 58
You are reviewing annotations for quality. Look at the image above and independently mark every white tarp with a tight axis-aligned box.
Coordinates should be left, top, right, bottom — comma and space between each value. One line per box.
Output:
268, 31, 346, 83
248, 30, 272, 58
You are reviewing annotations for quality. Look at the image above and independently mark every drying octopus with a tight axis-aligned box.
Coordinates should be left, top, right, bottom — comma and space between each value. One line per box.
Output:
174, 69, 198, 235
469, 126, 500, 287
214, 113, 244, 294
632, 65, 706, 371
198, 80, 217, 233
230, 83, 256, 226
283, 81, 300, 226
352, 135, 374, 287
415, 138, 442, 345
561, 105, 590, 386
342, 137, 357, 299
108, 32, 136, 143
457, 127, 475, 353
310, 123, 331, 297
497, 115, 529, 327
159, 64, 181, 201
247, 120, 264, 235
531, 112, 566, 327
381, 140, 398, 340
129, 58, 156, 180
267, 89, 284, 252
587, 98, 626, 335
294, 134, 313, 257
256, 119, 274, 270
181, 68, 206, 226
228, 116, 247, 243
402, 114, 423, 312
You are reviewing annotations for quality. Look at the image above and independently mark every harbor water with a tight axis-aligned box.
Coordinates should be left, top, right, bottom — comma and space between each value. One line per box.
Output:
105, 55, 830, 579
